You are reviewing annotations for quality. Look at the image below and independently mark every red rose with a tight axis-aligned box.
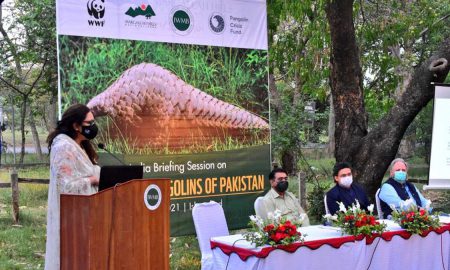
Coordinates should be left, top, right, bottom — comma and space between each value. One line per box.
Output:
264, 224, 275, 232
419, 209, 426, 216
273, 232, 285, 243
277, 225, 286, 233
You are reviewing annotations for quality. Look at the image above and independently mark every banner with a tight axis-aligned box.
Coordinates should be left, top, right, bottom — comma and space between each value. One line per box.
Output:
56, 0, 270, 235
425, 84, 450, 190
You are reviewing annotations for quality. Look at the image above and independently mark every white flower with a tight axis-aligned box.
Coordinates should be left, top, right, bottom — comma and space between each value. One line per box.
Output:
367, 204, 374, 213
298, 213, 306, 222
273, 209, 282, 220
254, 232, 263, 239
323, 214, 338, 221
250, 215, 264, 229
338, 202, 347, 212
389, 204, 396, 210
267, 211, 274, 220
355, 200, 360, 210
425, 199, 432, 210
402, 199, 415, 209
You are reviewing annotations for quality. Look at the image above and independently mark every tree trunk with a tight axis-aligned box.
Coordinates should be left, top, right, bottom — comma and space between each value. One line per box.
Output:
48, 92, 58, 131
19, 98, 26, 164
281, 149, 296, 175
28, 105, 43, 160
327, 96, 335, 156
326, 0, 450, 200
326, 0, 368, 164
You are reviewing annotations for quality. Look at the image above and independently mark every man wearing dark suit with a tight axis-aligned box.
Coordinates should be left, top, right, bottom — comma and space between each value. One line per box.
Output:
326, 162, 370, 214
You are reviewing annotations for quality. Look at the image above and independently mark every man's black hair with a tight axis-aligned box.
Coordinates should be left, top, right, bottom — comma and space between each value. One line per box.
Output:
269, 168, 288, 180
333, 162, 352, 177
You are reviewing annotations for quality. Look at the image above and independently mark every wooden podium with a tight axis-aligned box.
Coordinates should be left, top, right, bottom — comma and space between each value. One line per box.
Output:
60, 179, 170, 270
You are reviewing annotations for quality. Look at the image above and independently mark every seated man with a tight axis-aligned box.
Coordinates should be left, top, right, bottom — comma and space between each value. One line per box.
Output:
326, 162, 370, 214
260, 168, 310, 226
379, 158, 429, 219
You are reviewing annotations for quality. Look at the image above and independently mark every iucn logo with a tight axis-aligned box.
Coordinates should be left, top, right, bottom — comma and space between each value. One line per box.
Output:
87, 0, 105, 19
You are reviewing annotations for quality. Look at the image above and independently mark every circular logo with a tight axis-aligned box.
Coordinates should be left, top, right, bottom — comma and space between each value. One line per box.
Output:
144, 184, 162, 211
209, 13, 225, 34
170, 6, 193, 35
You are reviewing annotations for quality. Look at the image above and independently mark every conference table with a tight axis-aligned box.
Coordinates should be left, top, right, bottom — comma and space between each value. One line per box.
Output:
210, 218, 450, 270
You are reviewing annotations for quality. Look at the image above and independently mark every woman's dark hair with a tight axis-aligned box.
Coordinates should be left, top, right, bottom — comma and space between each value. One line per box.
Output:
47, 104, 98, 164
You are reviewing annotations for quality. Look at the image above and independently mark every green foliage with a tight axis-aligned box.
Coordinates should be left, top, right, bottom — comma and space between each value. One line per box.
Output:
268, 0, 331, 168
306, 181, 330, 223
414, 102, 433, 163
59, 36, 268, 118
355, 0, 450, 126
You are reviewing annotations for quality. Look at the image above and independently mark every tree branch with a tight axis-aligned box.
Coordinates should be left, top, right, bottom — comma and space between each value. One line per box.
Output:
0, 76, 25, 95
26, 59, 48, 95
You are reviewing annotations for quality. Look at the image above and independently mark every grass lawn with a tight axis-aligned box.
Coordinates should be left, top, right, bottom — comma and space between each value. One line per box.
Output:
1, 157, 450, 269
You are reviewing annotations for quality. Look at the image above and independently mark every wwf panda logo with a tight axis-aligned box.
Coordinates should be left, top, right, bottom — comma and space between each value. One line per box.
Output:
209, 13, 225, 34
87, 0, 105, 19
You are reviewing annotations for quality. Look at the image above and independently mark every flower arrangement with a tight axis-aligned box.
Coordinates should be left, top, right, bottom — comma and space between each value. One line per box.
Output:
324, 201, 387, 236
390, 200, 440, 235
244, 210, 306, 247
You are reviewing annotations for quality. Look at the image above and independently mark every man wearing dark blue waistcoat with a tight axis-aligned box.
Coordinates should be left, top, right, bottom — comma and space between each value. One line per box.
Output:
379, 158, 429, 219
326, 162, 370, 215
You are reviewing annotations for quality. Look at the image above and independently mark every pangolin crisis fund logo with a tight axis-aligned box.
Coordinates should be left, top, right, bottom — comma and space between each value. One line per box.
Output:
209, 13, 225, 34
87, 0, 105, 27
170, 6, 193, 35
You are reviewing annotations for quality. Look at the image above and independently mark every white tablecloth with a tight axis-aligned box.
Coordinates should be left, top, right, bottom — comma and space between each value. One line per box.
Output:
211, 221, 450, 270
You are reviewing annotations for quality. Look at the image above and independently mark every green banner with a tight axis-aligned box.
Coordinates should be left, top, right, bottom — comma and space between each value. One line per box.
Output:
124, 144, 270, 235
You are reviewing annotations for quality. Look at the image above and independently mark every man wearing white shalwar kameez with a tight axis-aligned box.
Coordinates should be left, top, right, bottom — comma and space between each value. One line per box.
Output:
44, 134, 100, 270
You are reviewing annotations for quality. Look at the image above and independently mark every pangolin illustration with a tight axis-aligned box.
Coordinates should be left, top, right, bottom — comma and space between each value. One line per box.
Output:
87, 63, 269, 149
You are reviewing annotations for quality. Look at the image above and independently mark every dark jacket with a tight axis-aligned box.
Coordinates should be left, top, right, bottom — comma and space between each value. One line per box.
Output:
379, 178, 422, 219
326, 183, 370, 215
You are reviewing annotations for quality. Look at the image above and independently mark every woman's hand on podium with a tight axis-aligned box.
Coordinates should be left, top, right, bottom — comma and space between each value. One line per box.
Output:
89, 176, 99, 186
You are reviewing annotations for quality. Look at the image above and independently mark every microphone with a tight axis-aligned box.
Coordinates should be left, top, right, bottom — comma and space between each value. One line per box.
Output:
97, 143, 126, 165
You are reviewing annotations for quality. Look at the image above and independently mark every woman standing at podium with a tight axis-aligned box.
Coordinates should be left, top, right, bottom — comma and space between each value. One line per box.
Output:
44, 104, 100, 270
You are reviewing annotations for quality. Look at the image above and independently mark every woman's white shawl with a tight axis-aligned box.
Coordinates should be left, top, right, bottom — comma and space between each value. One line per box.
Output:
44, 134, 100, 270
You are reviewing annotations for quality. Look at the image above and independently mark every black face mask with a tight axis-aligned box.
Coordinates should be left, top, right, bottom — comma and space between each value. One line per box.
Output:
276, 181, 289, 193
81, 123, 98, 140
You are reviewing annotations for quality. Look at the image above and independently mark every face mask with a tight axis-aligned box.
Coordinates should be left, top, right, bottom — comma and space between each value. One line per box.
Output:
394, 171, 407, 183
276, 181, 289, 193
81, 123, 98, 140
339, 176, 353, 188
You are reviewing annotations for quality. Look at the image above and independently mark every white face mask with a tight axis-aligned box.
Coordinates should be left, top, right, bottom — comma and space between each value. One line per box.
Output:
339, 176, 353, 188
